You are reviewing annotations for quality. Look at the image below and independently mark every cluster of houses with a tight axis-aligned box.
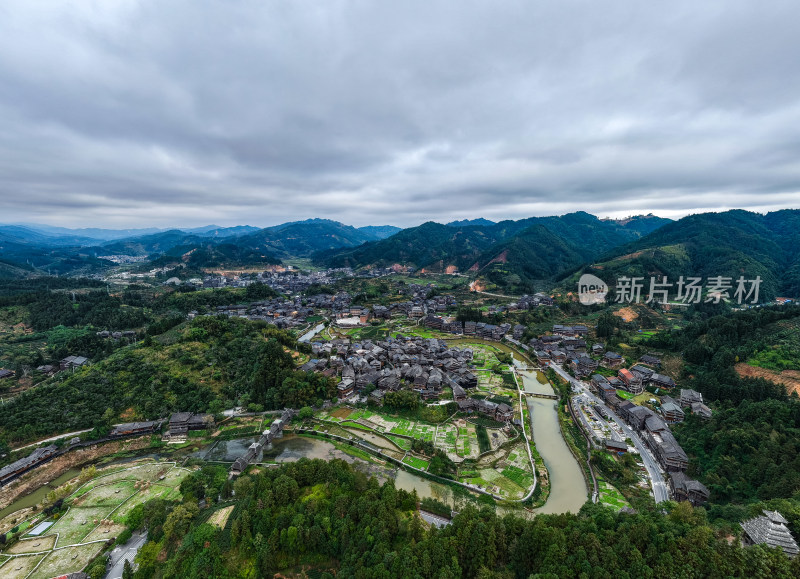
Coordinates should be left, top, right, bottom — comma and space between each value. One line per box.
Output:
96, 330, 137, 341
304, 335, 518, 423
508, 293, 555, 309
231, 408, 295, 476
454, 395, 514, 422
305, 336, 479, 402
593, 383, 710, 505
422, 315, 515, 340
192, 297, 316, 330
35, 355, 91, 376
259, 268, 353, 294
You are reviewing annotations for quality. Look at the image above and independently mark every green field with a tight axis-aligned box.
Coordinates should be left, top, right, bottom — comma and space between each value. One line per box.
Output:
385, 435, 411, 450
616, 390, 634, 400
598, 480, 631, 511
402, 455, 430, 470
501, 465, 534, 489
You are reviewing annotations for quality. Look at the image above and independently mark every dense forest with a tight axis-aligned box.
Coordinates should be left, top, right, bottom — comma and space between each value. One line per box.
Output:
126, 458, 800, 578
0, 317, 335, 444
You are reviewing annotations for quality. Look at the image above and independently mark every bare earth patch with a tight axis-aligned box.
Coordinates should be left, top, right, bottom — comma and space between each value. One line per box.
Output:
614, 307, 639, 322
735, 363, 800, 395
208, 505, 235, 529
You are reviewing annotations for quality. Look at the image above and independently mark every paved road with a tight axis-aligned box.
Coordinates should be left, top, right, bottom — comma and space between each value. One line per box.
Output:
106, 531, 148, 579
12, 429, 93, 452
549, 364, 669, 504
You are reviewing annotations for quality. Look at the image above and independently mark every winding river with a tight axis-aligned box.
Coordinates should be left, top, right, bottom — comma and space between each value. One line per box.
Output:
520, 370, 588, 514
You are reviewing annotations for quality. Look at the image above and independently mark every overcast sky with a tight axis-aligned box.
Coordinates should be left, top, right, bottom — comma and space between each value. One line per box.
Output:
1, 1, 799, 229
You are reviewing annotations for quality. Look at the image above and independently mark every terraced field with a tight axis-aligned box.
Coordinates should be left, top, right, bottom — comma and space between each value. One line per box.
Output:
0, 462, 189, 578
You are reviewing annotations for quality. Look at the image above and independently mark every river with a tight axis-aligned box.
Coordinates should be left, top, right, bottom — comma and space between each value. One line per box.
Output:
520, 371, 588, 514
0, 468, 82, 520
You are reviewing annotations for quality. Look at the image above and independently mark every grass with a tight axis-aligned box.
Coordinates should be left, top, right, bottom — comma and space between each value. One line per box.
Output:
47, 506, 113, 547
402, 455, 430, 470
501, 465, 533, 489
598, 480, 631, 511
616, 390, 635, 400
385, 435, 411, 450
0, 553, 45, 579
476, 425, 491, 453
28, 542, 105, 579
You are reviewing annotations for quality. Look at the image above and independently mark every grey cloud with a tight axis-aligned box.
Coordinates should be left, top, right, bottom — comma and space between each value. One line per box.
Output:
0, 0, 799, 228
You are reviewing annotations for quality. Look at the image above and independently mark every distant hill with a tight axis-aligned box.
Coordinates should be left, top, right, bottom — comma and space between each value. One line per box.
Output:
357, 225, 402, 240
315, 212, 673, 290
14, 223, 164, 241
576, 209, 800, 301
182, 225, 261, 238
96, 230, 206, 256
237, 220, 383, 258
446, 218, 496, 227
0, 225, 98, 247
0, 258, 36, 279
153, 242, 281, 268
0, 229, 114, 276
315, 221, 505, 271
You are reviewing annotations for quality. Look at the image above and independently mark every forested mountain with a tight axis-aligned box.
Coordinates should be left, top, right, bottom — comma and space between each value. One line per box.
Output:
182, 225, 261, 237
469, 225, 586, 292
315, 221, 503, 270
315, 212, 672, 291
583, 210, 800, 300
357, 224, 402, 239
446, 218, 496, 227
0, 229, 114, 277
95, 230, 207, 256
0, 317, 334, 444
236, 219, 387, 258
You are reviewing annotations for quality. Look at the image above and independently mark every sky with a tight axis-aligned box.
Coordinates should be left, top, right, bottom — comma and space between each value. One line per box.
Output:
1, 0, 799, 229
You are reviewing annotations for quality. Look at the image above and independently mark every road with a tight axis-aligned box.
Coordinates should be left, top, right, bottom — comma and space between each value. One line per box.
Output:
549, 364, 670, 504
12, 429, 93, 452
106, 531, 148, 579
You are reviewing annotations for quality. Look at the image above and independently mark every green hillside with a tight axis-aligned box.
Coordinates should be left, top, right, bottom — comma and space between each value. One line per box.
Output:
315, 212, 672, 291
237, 219, 379, 258
0, 317, 334, 444
579, 210, 800, 301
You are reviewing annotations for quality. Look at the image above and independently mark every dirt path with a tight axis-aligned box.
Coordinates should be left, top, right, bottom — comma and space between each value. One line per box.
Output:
735, 363, 800, 395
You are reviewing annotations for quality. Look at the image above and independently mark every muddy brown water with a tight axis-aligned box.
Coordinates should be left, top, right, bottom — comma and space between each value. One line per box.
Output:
520, 371, 588, 514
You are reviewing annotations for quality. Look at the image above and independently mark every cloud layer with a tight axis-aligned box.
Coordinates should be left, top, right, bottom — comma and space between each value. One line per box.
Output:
1, 1, 799, 227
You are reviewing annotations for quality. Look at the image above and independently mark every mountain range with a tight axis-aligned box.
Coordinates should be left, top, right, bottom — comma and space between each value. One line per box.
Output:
2, 210, 799, 300
314, 212, 670, 291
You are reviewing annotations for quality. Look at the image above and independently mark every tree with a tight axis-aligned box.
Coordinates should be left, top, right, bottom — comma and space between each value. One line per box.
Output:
122, 559, 133, 579
298, 406, 314, 420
